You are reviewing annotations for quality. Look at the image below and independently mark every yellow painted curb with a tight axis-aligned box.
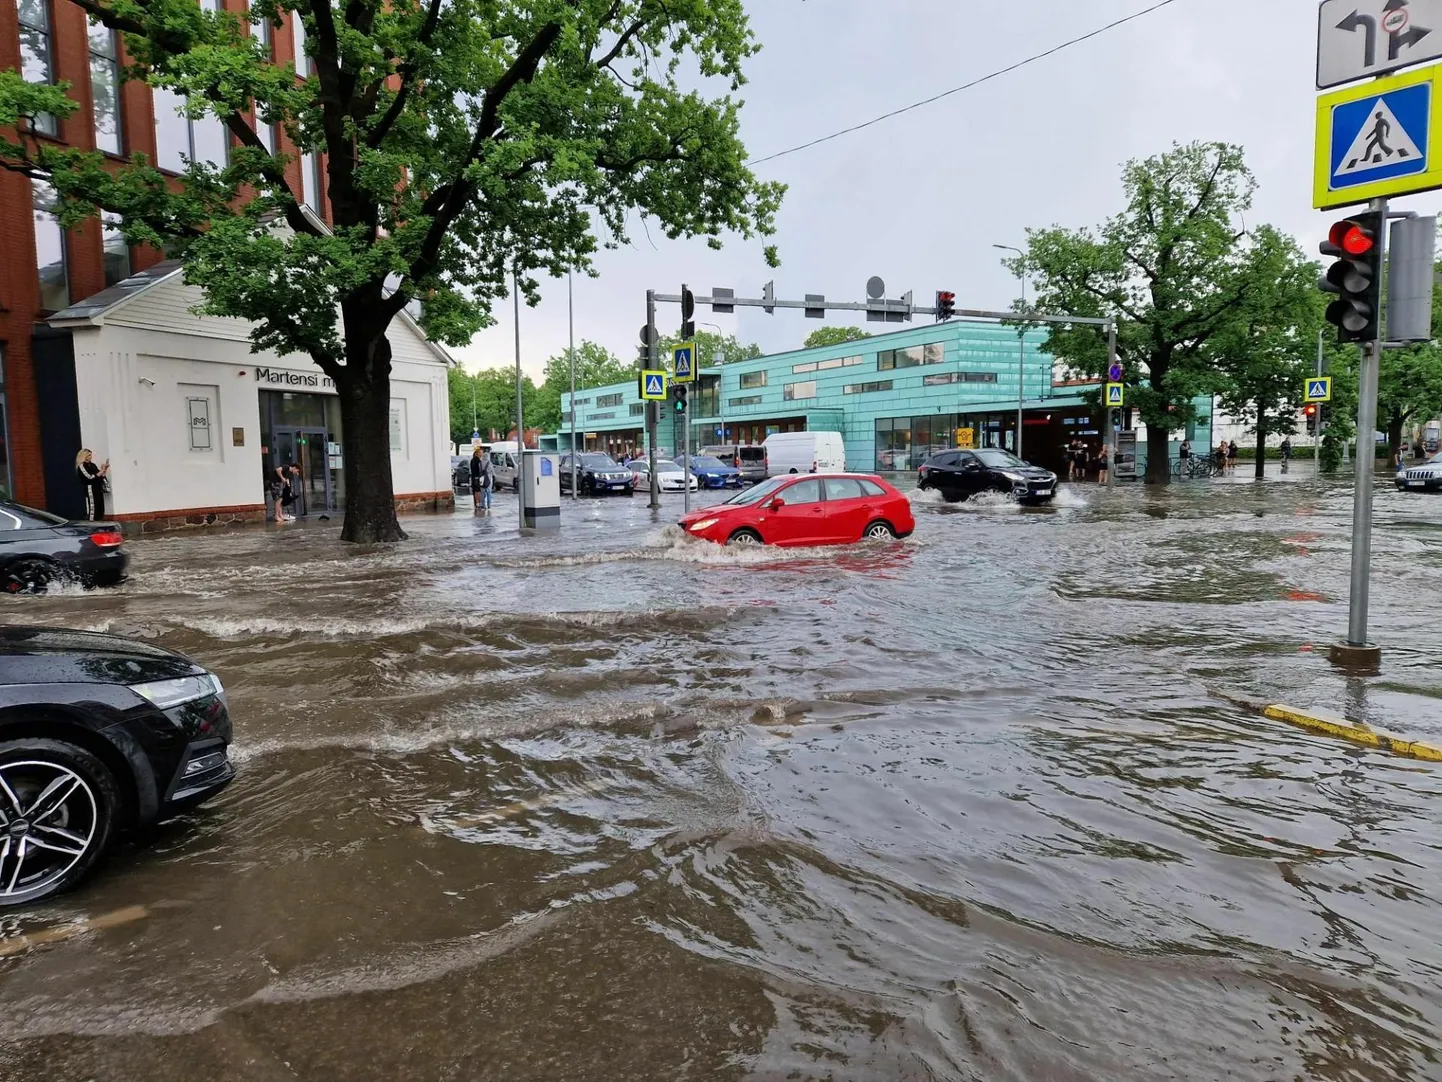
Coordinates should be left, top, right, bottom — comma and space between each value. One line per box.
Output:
1264, 705, 1442, 762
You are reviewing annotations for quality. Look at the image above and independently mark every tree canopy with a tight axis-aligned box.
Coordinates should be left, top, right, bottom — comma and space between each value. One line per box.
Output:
656, 329, 762, 368
1, 0, 784, 539
1014, 142, 1318, 483
532, 339, 631, 433
802, 326, 871, 350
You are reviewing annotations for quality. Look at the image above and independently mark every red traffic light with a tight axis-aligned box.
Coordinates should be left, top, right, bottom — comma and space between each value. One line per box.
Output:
1329, 220, 1375, 257
1304, 404, 1318, 417
938, 291, 955, 304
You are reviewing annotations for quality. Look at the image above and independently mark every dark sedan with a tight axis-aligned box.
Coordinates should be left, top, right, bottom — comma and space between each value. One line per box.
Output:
917, 448, 1058, 504
0, 502, 128, 593
0, 626, 236, 905
559, 454, 635, 496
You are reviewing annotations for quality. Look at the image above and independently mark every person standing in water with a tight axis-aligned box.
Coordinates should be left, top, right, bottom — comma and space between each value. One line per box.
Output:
76, 449, 110, 519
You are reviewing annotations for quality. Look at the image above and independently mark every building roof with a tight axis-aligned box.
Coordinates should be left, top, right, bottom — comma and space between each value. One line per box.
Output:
47, 260, 184, 323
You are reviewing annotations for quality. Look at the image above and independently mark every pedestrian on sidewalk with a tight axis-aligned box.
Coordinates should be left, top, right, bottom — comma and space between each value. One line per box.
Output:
269, 464, 291, 522
469, 446, 484, 513
1093, 445, 1109, 485
1179, 439, 1191, 465
479, 446, 495, 511
1214, 443, 1227, 471
283, 463, 303, 518
76, 449, 110, 519
1227, 440, 1239, 470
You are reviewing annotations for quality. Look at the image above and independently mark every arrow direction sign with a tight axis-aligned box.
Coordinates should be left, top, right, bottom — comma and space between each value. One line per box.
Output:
1320, 0, 1442, 88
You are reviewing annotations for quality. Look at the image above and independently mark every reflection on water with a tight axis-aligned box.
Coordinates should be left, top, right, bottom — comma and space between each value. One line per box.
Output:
1, 478, 1441, 1081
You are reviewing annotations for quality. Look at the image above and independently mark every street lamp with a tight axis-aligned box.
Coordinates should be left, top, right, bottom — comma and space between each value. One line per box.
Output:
993, 244, 1028, 460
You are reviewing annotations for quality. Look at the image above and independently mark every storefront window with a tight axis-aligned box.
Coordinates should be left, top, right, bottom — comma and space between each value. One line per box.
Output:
32, 180, 69, 313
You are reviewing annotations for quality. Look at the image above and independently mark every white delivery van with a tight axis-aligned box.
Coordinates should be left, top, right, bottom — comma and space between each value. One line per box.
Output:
763, 432, 847, 476
488, 441, 522, 491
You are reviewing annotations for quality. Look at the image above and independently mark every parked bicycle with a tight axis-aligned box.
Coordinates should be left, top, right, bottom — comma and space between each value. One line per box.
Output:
1173, 456, 1221, 479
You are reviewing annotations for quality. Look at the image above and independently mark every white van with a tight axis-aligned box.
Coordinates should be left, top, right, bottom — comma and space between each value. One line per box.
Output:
488, 441, 522, 491
763, 431, 847, 477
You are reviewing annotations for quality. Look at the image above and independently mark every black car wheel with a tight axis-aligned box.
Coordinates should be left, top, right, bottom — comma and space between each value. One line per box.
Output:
0, 739, 121, 907
4, 559, 56, 594
584, 476, 596, 497
864, 520, 897, 540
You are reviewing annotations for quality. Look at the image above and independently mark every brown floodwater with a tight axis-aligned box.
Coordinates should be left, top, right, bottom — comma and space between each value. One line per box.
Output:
1, 471, 1440, 1082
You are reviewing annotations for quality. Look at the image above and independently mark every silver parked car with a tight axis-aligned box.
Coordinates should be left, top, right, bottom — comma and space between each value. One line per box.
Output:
630, 458, 699, 493
1397, 452, 1442, 492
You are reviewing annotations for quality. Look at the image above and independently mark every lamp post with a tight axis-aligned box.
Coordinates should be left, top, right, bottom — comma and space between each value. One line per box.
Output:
568, 270, 578, 499
994, 244, 1028, 460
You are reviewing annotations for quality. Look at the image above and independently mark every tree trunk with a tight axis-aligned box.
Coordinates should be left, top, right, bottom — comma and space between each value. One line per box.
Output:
1145, 425, 1171, 485
1254, 423, 1266, 480
336, 333, 407, 544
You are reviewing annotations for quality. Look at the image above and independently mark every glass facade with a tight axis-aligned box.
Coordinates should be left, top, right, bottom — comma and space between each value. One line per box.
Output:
102, 211, 131, 286
154, 86, 229, 172
259, 390, 345, 517
878, 343, 944, 370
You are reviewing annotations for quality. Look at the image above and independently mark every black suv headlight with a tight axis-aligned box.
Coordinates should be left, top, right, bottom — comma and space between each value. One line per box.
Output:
129, 672, 224, 709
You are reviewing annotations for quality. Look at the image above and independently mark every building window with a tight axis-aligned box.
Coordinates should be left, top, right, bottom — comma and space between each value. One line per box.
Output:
153, 87, 230, 172
629, 403, 644, 416
389, 401, 405, 453
590, 412, 615, 420
186, 396, 213, 451
572, 396, 592, 407
963, 372, 998, 383
17, 0, 57, 136
32, 180, 69, 313
739, 371, 767, 389
292, 11, 311, 76
102, 211, 131, 286
818, 355, 863, 372
844, 380, 893, 395
0, 347, 11, 500
878, 343, 945, 371
597, 393, 624, 407
783, 381, 816, 401
88, 25, 123, 154
923, 373, 957, 387
729, 395, 763, 407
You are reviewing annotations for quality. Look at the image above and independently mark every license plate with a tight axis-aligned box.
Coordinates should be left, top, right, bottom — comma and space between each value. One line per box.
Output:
1407, 480, 1427, 487
1036, 487, 1053, 497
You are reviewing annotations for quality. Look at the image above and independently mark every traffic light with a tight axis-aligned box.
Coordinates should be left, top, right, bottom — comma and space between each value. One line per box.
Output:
672, 384, 687, 414
1304, 404, 1318, 435
935, 290, 956, 322
1319, 213, 1382, 343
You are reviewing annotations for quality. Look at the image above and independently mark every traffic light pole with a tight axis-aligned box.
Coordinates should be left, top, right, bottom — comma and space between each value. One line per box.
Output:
1337, 196, 1387, 666
1315, 330, 1324, 475
646, 290, 660, 511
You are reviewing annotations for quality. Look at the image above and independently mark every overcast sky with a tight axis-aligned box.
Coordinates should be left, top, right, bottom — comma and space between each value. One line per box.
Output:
455, 0, 1441, 379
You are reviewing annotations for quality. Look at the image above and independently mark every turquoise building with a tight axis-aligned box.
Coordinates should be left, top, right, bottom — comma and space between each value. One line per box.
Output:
559, 320, 1213, 477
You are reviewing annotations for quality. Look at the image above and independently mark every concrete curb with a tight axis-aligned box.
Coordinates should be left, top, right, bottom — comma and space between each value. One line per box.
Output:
1263, 705, 1442, 762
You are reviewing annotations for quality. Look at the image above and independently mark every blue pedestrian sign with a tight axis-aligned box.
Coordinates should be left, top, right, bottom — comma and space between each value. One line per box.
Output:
1305, 377, 1334, 404
638, 369, 667, 401
672, 343, 696, 384
1105, 383, 1125, 407
1315, 63, 1442, 209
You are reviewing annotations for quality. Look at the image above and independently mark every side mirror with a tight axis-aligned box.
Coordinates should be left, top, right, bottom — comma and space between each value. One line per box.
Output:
767, 497, 786, 511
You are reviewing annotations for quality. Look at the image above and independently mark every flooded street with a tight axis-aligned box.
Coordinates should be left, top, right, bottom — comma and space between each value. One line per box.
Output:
2, 473, 1441, 1082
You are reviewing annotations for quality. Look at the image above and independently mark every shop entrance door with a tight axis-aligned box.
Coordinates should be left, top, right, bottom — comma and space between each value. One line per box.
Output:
273, 427, 334, 515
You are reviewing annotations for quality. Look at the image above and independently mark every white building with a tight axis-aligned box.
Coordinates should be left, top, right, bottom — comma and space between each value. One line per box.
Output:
43, 261, 454, 531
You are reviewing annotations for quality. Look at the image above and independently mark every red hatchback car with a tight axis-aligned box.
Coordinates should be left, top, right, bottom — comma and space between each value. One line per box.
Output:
679, 474, 915, 547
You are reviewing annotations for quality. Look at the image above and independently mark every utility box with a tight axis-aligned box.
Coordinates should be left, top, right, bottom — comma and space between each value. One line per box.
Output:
521, 450, 560, 530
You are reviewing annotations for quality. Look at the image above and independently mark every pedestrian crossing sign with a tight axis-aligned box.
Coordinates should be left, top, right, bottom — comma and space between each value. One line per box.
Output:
639, 370, 666, 401
672, 343, 695, 384
1305, 377, 1333, 404
1315, 62, 1442, 209
1105, 383, 1125, 407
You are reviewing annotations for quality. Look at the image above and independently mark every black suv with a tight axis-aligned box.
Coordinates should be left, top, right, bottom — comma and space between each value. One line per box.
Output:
917, 448, 1059, 504
0, 627, 235, 906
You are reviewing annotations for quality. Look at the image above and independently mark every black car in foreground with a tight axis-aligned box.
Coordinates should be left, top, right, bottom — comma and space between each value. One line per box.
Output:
0, 502, 128, 593
559, 453, 635, 496
0, 627, 235, 906
917, 448, 1059, 504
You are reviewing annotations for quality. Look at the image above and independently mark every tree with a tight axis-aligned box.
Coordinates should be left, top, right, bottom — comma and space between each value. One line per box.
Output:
656, 329, 762, 367
533, 339, 631, 433
1014, 142, 1307, 484
1212, 228, 1323, 479
1, 0, 784, 541
802, 326, 871, 350
447, 367, 479, 447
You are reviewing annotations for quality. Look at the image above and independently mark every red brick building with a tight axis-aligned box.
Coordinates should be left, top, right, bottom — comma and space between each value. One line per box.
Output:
0, 0, 327, 510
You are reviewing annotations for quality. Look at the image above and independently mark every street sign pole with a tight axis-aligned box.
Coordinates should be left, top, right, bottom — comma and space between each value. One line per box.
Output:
1105, 320, 1117, 490
646, 290, 660, 511
1339, 195, 1388, 663
1315, 329, 1325, 474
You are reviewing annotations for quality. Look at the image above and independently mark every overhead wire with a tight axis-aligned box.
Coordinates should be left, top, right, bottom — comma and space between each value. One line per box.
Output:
746, 0, 1184, 167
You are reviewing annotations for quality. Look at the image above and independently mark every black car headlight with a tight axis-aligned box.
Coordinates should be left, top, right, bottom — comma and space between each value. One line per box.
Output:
130, 672, 224, 709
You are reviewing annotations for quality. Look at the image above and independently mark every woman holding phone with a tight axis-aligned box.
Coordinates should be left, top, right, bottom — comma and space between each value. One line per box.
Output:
76, 449, 110, 519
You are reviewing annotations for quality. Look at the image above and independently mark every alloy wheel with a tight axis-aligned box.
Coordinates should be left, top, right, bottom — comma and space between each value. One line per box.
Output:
866, 523, 895, 540
0, 760, 99, 901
